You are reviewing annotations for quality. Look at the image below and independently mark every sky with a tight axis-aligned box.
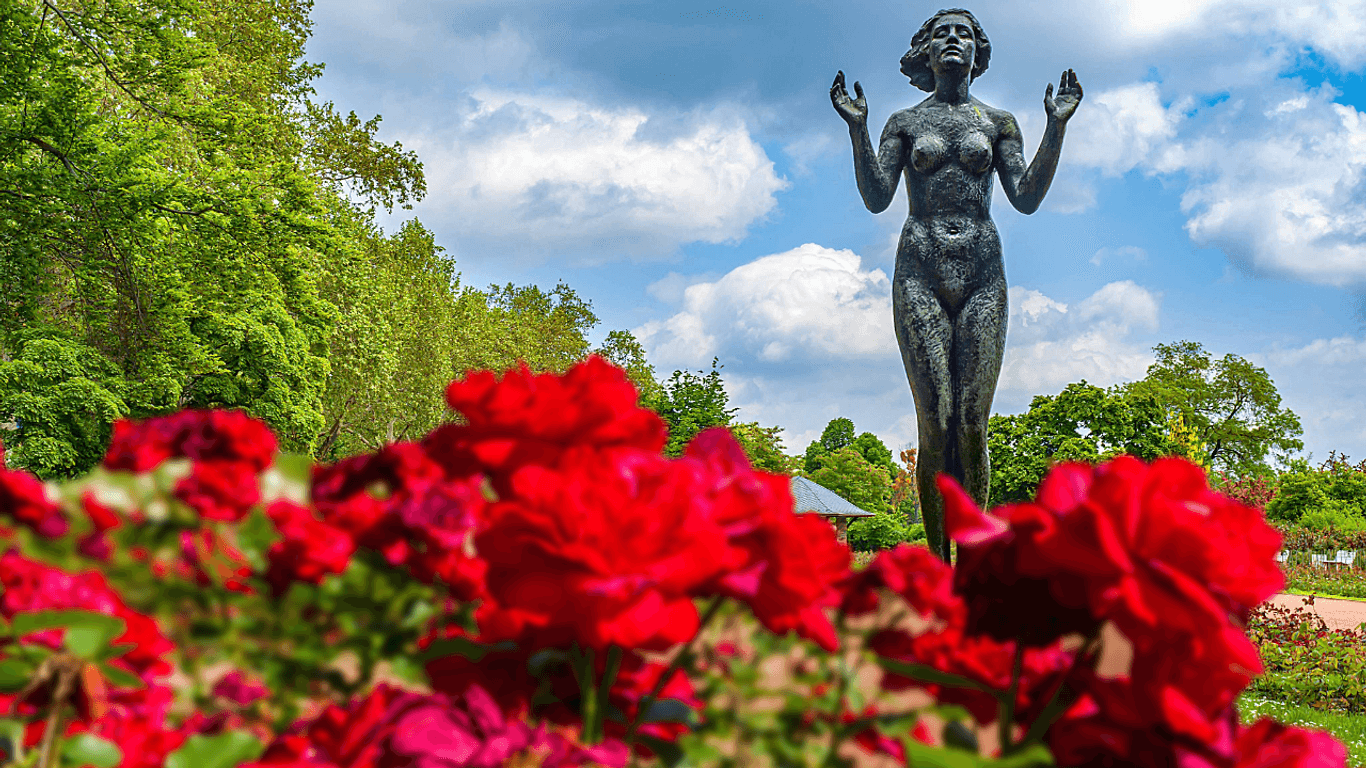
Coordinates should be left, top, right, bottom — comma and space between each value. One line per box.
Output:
303, 0, 1366, 463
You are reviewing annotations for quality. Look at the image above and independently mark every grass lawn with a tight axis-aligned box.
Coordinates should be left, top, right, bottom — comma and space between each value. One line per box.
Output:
1239, 693, 1366, 766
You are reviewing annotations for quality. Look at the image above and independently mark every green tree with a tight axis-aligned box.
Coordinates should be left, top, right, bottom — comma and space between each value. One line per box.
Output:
1127, 341, 1303, 477
595, 329, 661, 402
807, 446, 892, 515
1266, 454, 1366, 530
644, 359, 737, 457
988, 382, 1179, 504
0, 336, 127, 477
804, 418, 893, 473
0, 0, 423, 475
730, 422, 799, 475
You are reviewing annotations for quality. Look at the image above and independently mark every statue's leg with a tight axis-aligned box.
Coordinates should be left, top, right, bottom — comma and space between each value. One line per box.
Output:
892, 269, 954, 563
952, 280, 1008, 510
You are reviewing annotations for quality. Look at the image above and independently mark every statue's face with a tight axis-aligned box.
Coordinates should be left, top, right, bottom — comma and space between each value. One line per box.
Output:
929, 14, 976, 73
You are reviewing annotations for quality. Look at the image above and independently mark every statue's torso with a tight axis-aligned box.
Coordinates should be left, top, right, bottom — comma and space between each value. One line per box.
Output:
886, 98, 1010, 311
888, 98, 1005, 221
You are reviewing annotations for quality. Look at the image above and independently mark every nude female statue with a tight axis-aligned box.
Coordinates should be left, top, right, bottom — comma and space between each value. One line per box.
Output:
831, 9, 1082, 562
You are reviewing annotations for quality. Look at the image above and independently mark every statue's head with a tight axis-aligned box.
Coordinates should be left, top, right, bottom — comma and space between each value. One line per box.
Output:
900, 8, 991, 92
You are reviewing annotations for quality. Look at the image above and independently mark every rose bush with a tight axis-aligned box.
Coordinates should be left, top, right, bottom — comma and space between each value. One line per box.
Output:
0, 356, 1347, 768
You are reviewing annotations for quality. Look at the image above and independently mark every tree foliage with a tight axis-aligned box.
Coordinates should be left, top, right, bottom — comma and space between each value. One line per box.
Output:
0, 0, 421, 474
1128, 341, 1303, 477
0, 1, 631, 475
644, 359, 737, 457
804, 418, 894, 474
988, 382, 1180, 505
1265, 454, 1366, 531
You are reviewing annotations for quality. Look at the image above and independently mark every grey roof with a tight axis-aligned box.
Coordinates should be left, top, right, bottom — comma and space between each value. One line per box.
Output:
790, 476, 876, 517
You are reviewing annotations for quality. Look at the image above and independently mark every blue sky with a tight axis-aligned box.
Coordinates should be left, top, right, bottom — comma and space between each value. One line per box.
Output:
304, 0, 1366, 462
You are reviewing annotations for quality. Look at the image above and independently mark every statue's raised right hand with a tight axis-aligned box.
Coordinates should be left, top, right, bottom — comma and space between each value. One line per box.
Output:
831, 71, 867, 126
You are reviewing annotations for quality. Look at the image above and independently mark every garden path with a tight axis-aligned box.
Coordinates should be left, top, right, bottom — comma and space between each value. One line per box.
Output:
1266, 593, 1366, 631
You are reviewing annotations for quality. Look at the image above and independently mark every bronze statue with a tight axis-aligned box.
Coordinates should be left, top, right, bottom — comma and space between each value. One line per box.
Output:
831, 8, 1082, 562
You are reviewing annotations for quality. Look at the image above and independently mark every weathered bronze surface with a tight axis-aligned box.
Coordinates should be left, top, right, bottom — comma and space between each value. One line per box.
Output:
832, 9, 1082, 561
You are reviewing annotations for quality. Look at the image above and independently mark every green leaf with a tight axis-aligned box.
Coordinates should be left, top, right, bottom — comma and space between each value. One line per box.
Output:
903, 739, 985, 768
0, 719, 25, 764
943, 721, 979, 752
96, 662, 145, 690
638, 699, 699, 727
877, 658, 1001, 696
416, 637, 517, 664
11, 610, 125, 641
61, 733, 122, 768
164, 732, 264, 768
66, 625, 119, 660
0, 659, 33, 692
991, 744, 1056, 768
95, 643, 137, 662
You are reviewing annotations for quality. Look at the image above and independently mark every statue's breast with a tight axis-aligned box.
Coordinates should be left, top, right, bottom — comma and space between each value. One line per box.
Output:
909, 130, 993, 175
911, 135, 947, 174
959, 131, 993, 174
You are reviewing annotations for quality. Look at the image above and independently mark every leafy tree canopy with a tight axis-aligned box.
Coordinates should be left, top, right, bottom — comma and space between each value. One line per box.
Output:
807, 446, 891, 515
804, 418, 894, 474
1126, 341, 1303, 477
0, 0, 422, 475
644, 359, 737, 458
988, 381, 1180, 505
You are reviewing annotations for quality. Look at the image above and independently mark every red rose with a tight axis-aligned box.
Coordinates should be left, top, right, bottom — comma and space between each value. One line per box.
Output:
264, 501, 356, 594
0, 467, 66, 537
422, 356, 666, 487
475, 447, 730, 652
105, 410, 277, 472
311, 443, 486, 598
1235, 718, 1347, 768
174, 460, 263, 522
687, 428, 851, 652
838, 543, 963, 623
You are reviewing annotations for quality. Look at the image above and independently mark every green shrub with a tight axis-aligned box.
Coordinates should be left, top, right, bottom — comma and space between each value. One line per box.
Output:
1300, 505, 1366, 532
847, 509, 918, 552
1248, 597, 1366, 713
1268, 455, 1366, 526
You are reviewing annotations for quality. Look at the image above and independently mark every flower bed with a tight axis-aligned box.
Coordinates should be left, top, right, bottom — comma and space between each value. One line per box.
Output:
0, 357, 1347, 768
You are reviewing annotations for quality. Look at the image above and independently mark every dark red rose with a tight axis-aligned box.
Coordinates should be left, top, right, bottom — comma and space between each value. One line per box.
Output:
105, 410, 276, 472
0, 467, 66, 537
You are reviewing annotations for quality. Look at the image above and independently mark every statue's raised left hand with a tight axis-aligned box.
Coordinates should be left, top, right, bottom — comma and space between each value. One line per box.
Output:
1044, 69, 1083, 123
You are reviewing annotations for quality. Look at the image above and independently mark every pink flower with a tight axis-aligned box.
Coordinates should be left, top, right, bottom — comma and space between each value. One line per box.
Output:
212, 671, 268, 707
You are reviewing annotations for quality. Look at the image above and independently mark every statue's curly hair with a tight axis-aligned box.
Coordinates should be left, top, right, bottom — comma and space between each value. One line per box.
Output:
900, 9, 991, 92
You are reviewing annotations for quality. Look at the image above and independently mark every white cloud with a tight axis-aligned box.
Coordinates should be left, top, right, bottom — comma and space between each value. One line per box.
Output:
636, 246, 1167, 453
1090, 245, 1149, 266
636, 243, 894, 368
403, 90, 787, 260
1067, 83, 1185, 177
1165, 90, 1366, 286
1075, 0, 1366, 69
1053, 77, 1366, 286
999, 282, 1160, 396
1260, 336, 1366, 459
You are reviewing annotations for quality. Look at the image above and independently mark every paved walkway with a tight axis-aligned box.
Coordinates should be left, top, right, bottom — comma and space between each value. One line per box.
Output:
1265, 593, 1366, 631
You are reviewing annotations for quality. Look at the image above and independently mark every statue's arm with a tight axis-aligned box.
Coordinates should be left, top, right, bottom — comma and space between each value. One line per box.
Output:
849, 117, 905, 215
997, 70, 1083, 215
831, 71, 904, 214
995, 111, 1063, 215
